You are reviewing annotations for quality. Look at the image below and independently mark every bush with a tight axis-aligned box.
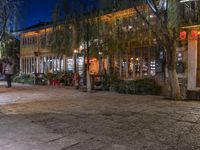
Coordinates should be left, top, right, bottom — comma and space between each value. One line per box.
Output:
12, 74, 34, 84
107, 78, 161, 95
102, 72, 120, 91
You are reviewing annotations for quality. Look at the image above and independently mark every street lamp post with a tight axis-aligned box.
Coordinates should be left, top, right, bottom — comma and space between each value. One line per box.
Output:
98, 51, 103, 75
74, 49, 78, 73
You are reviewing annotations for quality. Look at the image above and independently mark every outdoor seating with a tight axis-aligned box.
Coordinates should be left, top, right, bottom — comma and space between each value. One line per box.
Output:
33, 73, 46, 85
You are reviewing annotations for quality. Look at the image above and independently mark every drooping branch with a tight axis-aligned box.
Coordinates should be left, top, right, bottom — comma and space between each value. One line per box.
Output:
0, 0, 20, 41
133, 5, 165, 46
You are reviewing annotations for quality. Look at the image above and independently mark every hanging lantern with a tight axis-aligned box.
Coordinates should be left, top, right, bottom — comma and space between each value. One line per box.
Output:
191, 30, 198, 40
180, 31, 187, 40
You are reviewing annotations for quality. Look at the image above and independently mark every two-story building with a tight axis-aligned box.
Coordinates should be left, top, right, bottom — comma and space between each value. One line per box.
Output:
17, 1, 200, 97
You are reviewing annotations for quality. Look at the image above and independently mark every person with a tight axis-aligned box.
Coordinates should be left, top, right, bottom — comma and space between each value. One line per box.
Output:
0, 59, 2, 75
73, 72, 80, 89
3, 58, 15, 88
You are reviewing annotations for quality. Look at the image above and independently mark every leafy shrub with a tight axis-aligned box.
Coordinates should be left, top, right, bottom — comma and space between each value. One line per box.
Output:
102, 77, 161, 95
102, 72, 120, 91
12, 74, 34, 84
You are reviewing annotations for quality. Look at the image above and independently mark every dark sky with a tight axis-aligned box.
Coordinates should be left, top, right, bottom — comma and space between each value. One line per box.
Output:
22, 0, 58, 28
21, 0, 107, 29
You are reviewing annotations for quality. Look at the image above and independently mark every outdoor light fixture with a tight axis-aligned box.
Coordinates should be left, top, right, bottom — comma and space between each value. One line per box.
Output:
180, 0, 197, 2
74, 49, 78, 54
128, 26, 133, 29
98, 52, 103, 55
149, 14, 154, 18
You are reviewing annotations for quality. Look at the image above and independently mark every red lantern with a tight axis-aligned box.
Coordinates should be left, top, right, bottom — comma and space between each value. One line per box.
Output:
180, 31, 186, 40
191, 30, 198, 40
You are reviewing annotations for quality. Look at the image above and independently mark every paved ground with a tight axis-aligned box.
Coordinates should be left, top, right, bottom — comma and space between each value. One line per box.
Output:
0, 82, 200, 150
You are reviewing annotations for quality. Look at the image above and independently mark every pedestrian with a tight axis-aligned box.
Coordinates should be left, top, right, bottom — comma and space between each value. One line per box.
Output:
3, 58, 15, 88
0, 59, 2, 75
73, 72, 80, 89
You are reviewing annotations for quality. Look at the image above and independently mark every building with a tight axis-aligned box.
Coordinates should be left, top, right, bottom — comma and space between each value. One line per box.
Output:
17, 1, 200, 95
18, 6, 157, 78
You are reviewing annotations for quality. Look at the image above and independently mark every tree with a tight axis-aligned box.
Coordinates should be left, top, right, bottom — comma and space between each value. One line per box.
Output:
51, 0, 101, 91
0, 0, 20, 41
122, 0, 183, 99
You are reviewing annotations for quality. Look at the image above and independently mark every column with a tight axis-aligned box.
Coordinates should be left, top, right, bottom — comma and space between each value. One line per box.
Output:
119, 54, 122, 78
188, 35, 198, 90
36, 56, 39, 73
132, 49, 135, 79
140, 49, 143, 78
148, 48, 151, 77
63, 55, 66, 72
20, 57, 23, 74
25, 57, 28, 74
126, 52, 129, 79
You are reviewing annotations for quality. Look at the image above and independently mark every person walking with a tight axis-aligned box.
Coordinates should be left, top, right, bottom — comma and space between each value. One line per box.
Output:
73, 72, 80, 89
0, 60, 2, 75
3, 58, 15, 88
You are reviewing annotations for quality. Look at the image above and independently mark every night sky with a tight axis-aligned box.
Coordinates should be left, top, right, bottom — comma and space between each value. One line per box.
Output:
21, 0, 102, 29
22, 0, 58, 28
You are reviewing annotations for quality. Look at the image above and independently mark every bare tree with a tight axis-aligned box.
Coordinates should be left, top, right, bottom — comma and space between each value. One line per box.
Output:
0, 0, 20, 41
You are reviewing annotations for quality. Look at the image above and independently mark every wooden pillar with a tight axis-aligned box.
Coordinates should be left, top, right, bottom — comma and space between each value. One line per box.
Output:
42, 56, 44, 73
140, 49, 143, 78
126, 52, 129, 79
28, 57, 30, 74
148, 48, 151, 77
132, 49, 135, 79
66, 56, 68, 72
25, 57, 27, 74
63, 55, 66, 72
36, 57, 39, 73
59, 56, 62, 72
30, 57, 32, 74
119, 54, 122, 79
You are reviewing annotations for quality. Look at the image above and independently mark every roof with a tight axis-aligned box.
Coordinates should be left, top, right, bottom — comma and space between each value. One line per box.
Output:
14, 22, 53, 34
15, 1, 142, 34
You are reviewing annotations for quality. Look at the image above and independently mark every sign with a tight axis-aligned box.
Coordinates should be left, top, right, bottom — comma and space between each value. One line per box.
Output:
191, 30, 198, 40
180, 31, 187, 40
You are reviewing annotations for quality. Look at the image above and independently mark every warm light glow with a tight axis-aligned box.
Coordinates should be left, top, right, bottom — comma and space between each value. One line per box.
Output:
180, 0, 196, 2
74, 49, 78, 54
90, 58, 97, 62
100, 5, 147, 21
180, 31, 187, 40
22, 27, 53, 37
191, 30, 198, 40
98, 52, 103, 55
23, 32, 38, 37
150, 14, 154, 18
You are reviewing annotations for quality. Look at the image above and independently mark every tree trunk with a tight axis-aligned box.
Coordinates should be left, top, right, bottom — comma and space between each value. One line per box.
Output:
86, 37, 91, 92
168, 68, 181, 99
167, 42, 182, 100
86, 70, 92, 92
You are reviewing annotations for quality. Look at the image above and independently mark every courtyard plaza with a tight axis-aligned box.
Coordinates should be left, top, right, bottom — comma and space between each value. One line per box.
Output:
0, 82, 200, 150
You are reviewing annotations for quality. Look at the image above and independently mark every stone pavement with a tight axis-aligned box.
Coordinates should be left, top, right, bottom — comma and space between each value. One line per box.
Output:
0, 82, 200, 150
